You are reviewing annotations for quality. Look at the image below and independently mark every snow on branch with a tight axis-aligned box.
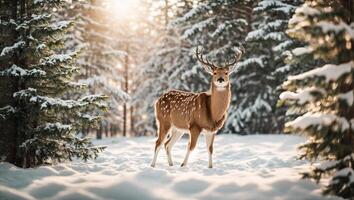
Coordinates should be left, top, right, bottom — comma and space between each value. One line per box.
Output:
42, 53, 73, 65
0, 65, 46, 77
338, 91, 354, 106
317, 154, 354, 171
16, 14, 52, 31
273, 40, 293, 52
42, 122, 72, 132
0, 41, 25, 57
236, 57, 265, 69
255, 0, 296, 14
291, 46, 312, 56
286, 113, 350, 131
332, 167, 354, 185
13, 88, 107, 111
46, 20, 72, 32
288, 61, 354, 82
316, 21, 354, 39
211, 19, 248, 38
33, 0, 62, 6
246, 20, 286, 41
0, 105, 16, 120
171, 3, 210, 26
280, 87, 326, 104
181, 17, 215, 39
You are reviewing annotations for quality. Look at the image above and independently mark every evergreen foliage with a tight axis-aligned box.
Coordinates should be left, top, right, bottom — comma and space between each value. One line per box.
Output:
233, 0, 301, 134
62, 0, 129, 136
279, 0, 354, 197
0, 0, 107, 168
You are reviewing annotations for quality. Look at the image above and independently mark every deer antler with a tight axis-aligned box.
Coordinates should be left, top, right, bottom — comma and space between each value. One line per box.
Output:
195, 47, 217, 69
224, 46, 245, 68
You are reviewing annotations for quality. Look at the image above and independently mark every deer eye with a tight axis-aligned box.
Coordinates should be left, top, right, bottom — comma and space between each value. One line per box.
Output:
225, 72, 228, 75
213, 72, 217, 75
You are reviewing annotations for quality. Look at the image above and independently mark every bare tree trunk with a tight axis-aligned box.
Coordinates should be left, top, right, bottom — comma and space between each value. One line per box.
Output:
164, 0, 169, 29
130, 106, 135, 136
104, 124, 109, 137
122, 45, 129, 137
96, 123, 102, 139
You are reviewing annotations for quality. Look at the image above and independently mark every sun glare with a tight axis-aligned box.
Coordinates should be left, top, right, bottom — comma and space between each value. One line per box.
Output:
109, 0, 140, 19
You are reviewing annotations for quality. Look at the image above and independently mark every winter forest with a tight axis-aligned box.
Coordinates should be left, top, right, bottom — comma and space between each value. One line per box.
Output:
0, 0, 353, 199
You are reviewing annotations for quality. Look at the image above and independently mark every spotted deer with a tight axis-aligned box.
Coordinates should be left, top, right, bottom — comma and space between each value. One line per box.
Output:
151, 47, 245, 168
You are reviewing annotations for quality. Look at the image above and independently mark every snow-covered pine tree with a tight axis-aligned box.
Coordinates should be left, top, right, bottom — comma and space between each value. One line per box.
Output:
61, 0, 129, 138
279, 0, 354, 198
235, 0, 301, 134
0, 0, 107, 168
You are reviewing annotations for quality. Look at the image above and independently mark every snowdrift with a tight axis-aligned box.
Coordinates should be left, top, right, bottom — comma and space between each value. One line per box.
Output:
0, 135, 341, 200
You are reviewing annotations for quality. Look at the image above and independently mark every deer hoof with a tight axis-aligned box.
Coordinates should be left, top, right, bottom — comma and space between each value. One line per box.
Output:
150, 164, 155, 168
181, 163, 185, 167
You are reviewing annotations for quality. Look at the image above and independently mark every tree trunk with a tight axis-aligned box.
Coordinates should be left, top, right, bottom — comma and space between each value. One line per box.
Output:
122, 45, 129, 137
340, 0, 354, 23
104, 124, 109, 137
96, 123, 102, 139
130, 106, 135, 136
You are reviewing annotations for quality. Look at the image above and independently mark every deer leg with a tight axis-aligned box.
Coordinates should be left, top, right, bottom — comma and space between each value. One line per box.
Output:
151, 122, 170, 167
181, 126, 201, 167
165, 129, 183, 166
205, 132, 215, 168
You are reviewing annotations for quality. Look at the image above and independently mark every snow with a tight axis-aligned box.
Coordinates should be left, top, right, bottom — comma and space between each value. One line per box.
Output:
0, 105, 16, 120
172, 3, 210, 25
279, 87, 326, 104
332, 168, 354, 184
273, 40, 293, 52
292, 46, 312, 56
43, 123, 72, 131
295, 3, 320, 16
246, 20, 286, 41
288, 61, 354, 82
255, 0, 296, 14
181, 17, 215, 39
0, 65, 46, 77
0, 41, 25, 56
316, 21, 354, 39
49, 21, 71, 31
338, 91, 354, 106
317, 155, 353, 171
43, 54, 72, 65
236, 57, 265, 69
0, 135, 341, 200
287, 113, 350, 131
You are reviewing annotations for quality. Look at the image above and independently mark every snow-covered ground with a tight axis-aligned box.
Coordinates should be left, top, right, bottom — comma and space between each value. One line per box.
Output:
0, 134, 341, 200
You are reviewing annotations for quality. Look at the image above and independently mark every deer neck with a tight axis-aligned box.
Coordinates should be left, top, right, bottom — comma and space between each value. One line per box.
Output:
210, 83, 231, 122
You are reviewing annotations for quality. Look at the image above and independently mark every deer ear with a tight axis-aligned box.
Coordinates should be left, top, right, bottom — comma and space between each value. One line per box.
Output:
202, 64, 214, 74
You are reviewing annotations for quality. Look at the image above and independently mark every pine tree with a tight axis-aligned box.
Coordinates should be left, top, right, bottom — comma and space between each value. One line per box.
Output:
134, 0, 194, 134
234, 0, 301, 134
279, 0, 354, 198
61, 0, 129, 138
0, 0, 107, 168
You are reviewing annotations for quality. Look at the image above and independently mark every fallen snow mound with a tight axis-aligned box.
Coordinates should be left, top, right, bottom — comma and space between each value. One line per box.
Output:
0, 134, 341, 200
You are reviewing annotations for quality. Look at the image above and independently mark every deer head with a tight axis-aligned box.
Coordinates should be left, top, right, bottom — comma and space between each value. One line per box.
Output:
196, 47, 245, 88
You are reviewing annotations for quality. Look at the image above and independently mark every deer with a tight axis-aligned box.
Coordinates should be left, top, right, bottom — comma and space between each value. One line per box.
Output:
151, 47, 245, 168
